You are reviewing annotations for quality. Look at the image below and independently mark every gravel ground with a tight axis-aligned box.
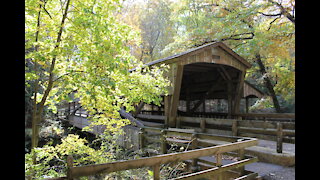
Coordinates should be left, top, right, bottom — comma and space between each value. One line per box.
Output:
261, 166, 295, 180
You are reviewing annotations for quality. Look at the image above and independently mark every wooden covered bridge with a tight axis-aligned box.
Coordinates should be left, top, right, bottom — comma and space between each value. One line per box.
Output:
133, 41, 265, 127
55, 42, 295, 180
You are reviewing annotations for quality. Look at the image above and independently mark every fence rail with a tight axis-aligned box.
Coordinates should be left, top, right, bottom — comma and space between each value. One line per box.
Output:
46, 128, 258, 180
137, 115, 295, 153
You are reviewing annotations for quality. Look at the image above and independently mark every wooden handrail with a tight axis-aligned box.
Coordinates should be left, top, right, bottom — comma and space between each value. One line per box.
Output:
235, 113, 295, 119
68, 138, 258, 178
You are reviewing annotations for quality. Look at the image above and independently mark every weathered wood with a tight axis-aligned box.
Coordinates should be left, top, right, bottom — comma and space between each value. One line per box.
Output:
153, 164, 160, 180
238, 148, 245, 175
276, 122, 283, 153
169, 64, 184, 127
232, 120, 238, 136
233, 71, 245, 115
136, 114, 166, 121
200, 119, 206, 133
69, 139, 258, 178
227, 81, 233, 118
191, 134, 199, 172
67, 155, 74, 180
245, 97, 249, 113
173, 157, 258, 180
164, 95, 171, 127
234, 172, 259, 180
161, 130, 167, 154
190, 79, 222, 113
236, 113, 295, 120
139, 128, 145, 149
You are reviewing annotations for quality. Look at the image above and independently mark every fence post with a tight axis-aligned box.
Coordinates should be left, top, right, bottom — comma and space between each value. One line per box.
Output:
200, 118, 206, 133
191, 133, 199, 172
232, 120, 238, 136
238, 148, 245, 176
215, 153, 223, 180
139, 128, 145, 150
276, 122, 283, 153
160, 130, 167, 154
67, 155, 74, 180
153, 164, 160, 180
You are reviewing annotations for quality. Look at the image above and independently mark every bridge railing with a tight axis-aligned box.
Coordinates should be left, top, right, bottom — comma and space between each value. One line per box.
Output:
45, 129, 258, 180
137, 114, 294, 153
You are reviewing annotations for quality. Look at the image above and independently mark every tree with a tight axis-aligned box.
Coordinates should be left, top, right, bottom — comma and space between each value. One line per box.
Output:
25, 0, 170, 162
163, 0, 295, 112
117, 0, 176, 63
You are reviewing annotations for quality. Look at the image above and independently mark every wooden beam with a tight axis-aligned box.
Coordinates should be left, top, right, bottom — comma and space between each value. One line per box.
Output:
220, 66, 232, 80
169, 64, 184, 127
164, 95, 172, 127
233, 71, 245, 115
227, 81, 233, 118
68, 139, 258, 178
174, 157, 258, 179
190, 79, 222, 113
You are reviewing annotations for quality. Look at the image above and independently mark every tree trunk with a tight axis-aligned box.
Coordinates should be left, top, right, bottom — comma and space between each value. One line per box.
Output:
255, 54, 282, 113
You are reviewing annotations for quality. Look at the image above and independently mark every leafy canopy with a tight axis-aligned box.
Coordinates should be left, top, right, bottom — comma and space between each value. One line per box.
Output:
25, 0, 170, 133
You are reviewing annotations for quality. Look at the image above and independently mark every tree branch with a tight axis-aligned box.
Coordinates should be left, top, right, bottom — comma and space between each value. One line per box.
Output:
267, 0, 295, 24
38, 0, 72, 115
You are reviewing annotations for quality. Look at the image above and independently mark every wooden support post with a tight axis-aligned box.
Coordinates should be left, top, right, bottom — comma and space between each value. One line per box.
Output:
238, 148, 245, 176
227, 81, 233, 118
245, 97, 249, 113
164, 95, 171, 127
276, 122, 283, 153
169, 65, 184, 127
200, 119, 206, 133
153, 164, 160, 180
216, 153, 223, 180
232, 120, 238, 136
160, 130, 167, 154
191, 133, 199, 172
67, 155, 74, 180
139, 128, 145, 150
233, 71, 245, 116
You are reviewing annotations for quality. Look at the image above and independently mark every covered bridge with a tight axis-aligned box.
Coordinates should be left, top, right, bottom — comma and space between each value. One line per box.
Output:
134, 42, 265, 128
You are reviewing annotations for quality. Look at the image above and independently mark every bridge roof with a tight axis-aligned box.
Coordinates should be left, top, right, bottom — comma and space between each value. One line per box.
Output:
145, 41, 252, 69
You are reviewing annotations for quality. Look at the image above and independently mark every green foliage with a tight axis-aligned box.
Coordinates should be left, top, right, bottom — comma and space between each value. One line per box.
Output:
25, 0, 170, 135
25, 134, 112, 179
162, 0, 295, 111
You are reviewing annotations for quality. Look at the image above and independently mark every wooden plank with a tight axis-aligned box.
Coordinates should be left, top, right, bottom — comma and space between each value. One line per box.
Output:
69, 139, 258, 178
236, 113, 295, 119
234, 172, 259, 180
238, 120, 277, 129
136, 114, 166, 121
179, 117, 233, 126
173, 157, 258, 180
238, 127, 277, 136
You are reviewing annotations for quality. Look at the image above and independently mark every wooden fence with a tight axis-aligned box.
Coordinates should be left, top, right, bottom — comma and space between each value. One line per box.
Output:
137, 115, 295, 153
141, 110, 295, 121
46, 128, 259, 180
